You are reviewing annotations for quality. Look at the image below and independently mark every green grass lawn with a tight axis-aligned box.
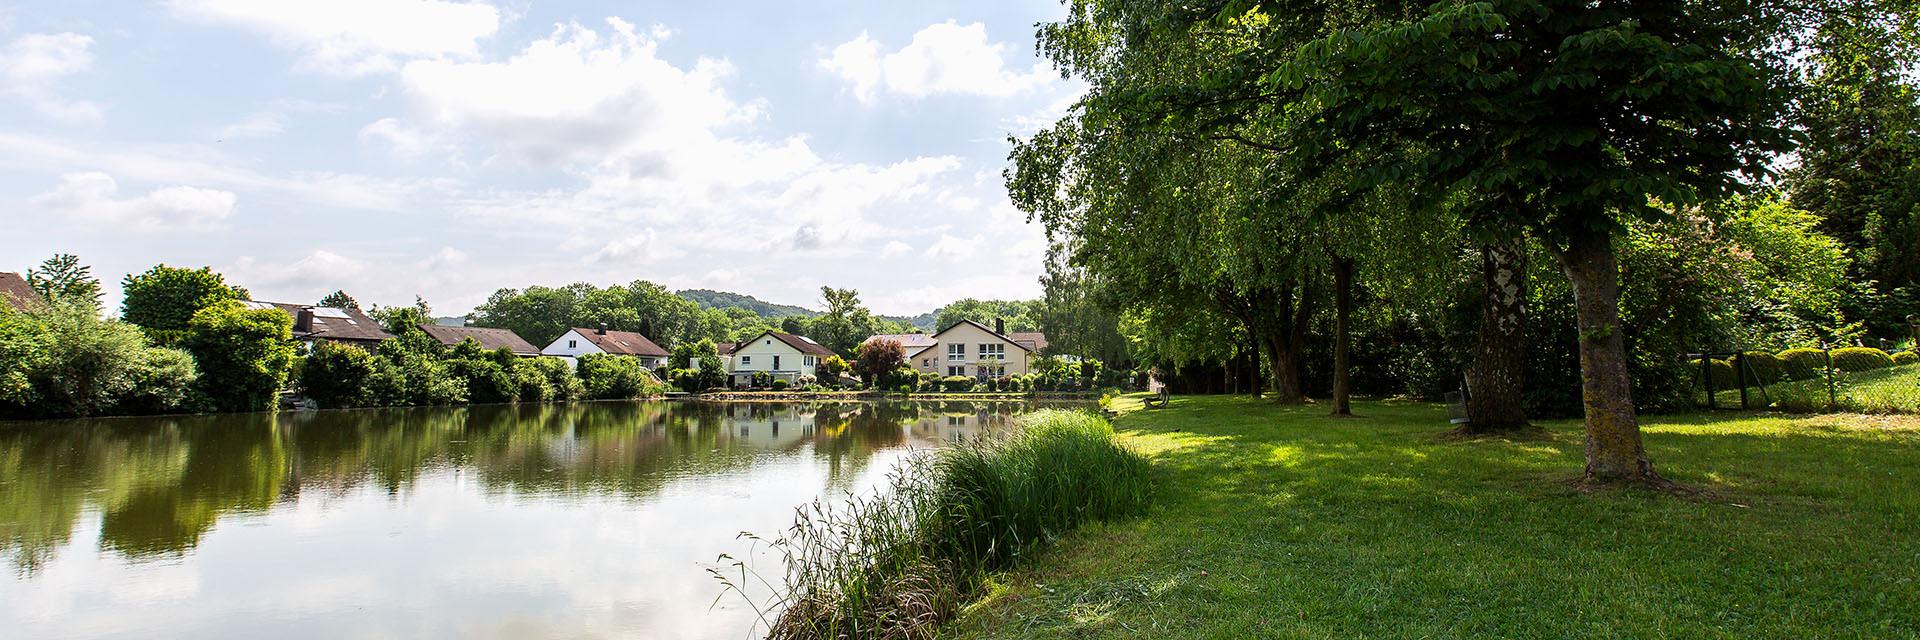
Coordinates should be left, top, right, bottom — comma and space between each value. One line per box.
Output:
943, 395, 1920, 639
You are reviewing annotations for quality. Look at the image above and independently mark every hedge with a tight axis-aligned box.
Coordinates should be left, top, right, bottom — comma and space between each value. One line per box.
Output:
1830, 347, 1895, 373
1895, 350, 1918, 366
1777, 348, 1829, 380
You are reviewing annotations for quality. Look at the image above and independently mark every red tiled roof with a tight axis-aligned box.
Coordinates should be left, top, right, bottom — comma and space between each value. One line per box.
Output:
715, 341, 739, 355
573, 327, 669, 357
863, 333, 937, 350
0, 272, 46, 311
420, 324, 540, 355
1009, 332, 1048, 352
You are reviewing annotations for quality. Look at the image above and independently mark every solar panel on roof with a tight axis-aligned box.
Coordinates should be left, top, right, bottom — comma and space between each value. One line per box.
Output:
240, 301, 275, 311
313, 308, 351, 318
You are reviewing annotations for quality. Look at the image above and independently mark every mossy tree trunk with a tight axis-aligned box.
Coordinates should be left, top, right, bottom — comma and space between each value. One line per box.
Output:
1329, 257, 1355, 417
1553, 231, 1662, 485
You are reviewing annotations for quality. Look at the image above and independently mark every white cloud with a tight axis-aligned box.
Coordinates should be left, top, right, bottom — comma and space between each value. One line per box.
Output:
925, 234, 982, 260
166, 0, 500, 75
878, 240, 912, 258
219, 112, 289, 139
392, 17, 758, 167
420, 247, 468, 270
30, 172, 236, 230
586, 229, 685, 266
227, 250, 368, 294
0, 32, 104, 123
821, 21, 1054, 103
358, 117, 438, 157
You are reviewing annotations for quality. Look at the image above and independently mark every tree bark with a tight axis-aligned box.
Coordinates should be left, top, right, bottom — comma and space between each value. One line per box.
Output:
1262, 279, 1313, 404
1553, 231, 1662, 485
1246, 330, 1263, 398
1464, 240, 1531, 432
1329, 257, 1355, 417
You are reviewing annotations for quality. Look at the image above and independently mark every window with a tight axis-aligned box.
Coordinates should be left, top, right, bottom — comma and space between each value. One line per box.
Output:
804, 356, 815, 367
947, 343, 965, 361
978, 343, 1005, 360
948, 366, 965, 376
568, 340, 577, 348
741, 356, 752, 365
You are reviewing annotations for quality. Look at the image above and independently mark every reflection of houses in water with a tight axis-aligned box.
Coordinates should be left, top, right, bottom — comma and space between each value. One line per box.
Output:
905, 408, 1018, 443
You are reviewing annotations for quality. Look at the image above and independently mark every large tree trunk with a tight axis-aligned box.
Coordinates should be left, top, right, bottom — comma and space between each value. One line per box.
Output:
1261, 279, 1313, 405
1329, 257, 1355, 417
1464, 240, 1531, 432
1246, 331, 1263, 398
1553, 231, 1662, 485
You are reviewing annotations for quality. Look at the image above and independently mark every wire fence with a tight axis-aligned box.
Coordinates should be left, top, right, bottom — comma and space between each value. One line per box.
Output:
1688, 340, 1920, 414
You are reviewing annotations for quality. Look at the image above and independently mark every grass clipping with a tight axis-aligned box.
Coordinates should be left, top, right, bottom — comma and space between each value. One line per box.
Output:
716, 409, 1152, 640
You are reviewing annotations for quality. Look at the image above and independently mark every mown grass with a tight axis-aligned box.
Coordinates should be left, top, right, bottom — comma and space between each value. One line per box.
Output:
1701, 361, 1920, 413
721, 409, 1151, 640
943, 395, 1920, 639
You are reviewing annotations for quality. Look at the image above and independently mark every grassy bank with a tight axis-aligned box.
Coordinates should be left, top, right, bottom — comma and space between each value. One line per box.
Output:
724, 409, 1151, 639
945, 395, 1920, 638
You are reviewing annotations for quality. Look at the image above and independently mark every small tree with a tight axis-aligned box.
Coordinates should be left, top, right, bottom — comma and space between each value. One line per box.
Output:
816, 354, 850, 383
301, 340, 377, 408
852, 338, 906, 387
370, 296, 435, 336
319, 290, 360, 310
27, 254, 102, 313
121, 264, 248, 345
184, 300, 297, 412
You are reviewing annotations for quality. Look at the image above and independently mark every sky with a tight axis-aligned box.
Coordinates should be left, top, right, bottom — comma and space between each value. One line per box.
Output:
0, 0, 1084, 316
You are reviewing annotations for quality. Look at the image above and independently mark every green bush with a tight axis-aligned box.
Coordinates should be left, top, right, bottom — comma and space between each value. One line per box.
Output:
527, 356, 583, 400
510, 358, 555, 402
372, 335, 466, 406
1895, 350, 1919, 365
1831, 347, 1895, 372
184, 300, 298, 413
1739, 351, 1785, 384
300, 340, 377, 408
771, 379, 790, 391
1778, 348, 1828, 380
940, 375, 974, 393
578, 353, 662, 399
110, 346, 198, 415
2, 302, 183, 417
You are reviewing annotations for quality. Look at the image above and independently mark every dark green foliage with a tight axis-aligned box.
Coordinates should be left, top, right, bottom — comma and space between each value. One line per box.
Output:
940, 376, 973, 393
524, 356, 582, 401
1779, 348, 1831, 380
120, 264, 247, 345
109, 346, 197, 415
1830, 347, 1896, 372
0, 302, 199, 418
27, 254, 102, 313
676, 288, 818, 318
318, 290, 359, 310
1741, 351, 1786, 385
1896, 351, 1919, 365
183, 301, 297, 413
370, 334, 465, 406
443, 339, 518, 404
770, 379, 790, 391
369, 297, 435, 336
576, 353, 660, 400
299, 340, 378, 409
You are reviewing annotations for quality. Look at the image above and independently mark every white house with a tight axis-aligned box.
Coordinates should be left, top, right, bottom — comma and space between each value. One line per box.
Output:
881, 319, 1044, 379
726, 330, 835, 385
540, 325, 670, 369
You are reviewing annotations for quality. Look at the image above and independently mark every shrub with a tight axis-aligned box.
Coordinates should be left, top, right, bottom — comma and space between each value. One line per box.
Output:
1778, 348, 1828, 380
372, 336, 466, 406
1831, 347, 1896, 372
578, 353, 662, 399
530, 357, 584, 401
184, 300, 298, 413
751, 371, 774, 389
301, 340, 378, 408
1895, 350, 1919, 365
940, 375, 973, 393
510, 358, 555, 402
1739, 351, 1785, 384
111, 346, 198, 415
119, 264, 247, 346
4, 302, 161, 417
771, 379, 790, 391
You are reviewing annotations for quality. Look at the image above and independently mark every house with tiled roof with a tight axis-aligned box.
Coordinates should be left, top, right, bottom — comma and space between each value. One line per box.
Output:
0, 272, 47, 312
420, 323, 541, 356
896, 319, 1044, 380
725, 330, 834, 385
540, 325, 670, 369
861, 332, 937, 353
242, 301, 394, 348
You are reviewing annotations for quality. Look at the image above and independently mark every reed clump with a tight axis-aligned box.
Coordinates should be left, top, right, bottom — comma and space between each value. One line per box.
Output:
720, 409, 1151, 640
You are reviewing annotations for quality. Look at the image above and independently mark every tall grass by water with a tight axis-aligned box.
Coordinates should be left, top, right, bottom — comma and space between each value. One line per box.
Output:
715, 409, 1151, 640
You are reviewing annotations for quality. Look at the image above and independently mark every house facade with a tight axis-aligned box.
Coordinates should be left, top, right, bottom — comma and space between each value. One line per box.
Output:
726, 330, 834, 384
896, 319, 1042, 379
540, 326, 669, 369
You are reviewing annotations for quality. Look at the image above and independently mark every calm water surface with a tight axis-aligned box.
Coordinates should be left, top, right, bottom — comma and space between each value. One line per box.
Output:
0, 400, 1063, 639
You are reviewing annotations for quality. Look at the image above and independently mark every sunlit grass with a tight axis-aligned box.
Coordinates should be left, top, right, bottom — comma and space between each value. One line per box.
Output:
1701, 362, 1920, 413
944, 395, 1920, 639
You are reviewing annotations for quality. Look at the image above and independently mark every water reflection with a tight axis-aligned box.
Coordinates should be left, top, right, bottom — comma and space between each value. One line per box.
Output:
0, 400, 1057, 640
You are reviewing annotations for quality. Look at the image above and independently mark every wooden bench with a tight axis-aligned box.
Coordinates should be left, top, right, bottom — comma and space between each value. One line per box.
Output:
1143, 389, 1171, 409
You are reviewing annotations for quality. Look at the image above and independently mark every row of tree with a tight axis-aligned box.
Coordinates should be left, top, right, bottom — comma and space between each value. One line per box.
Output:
1010, 0, 1920, 486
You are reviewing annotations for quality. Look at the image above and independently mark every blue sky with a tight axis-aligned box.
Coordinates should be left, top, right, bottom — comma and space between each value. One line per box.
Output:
0, 0, 1081, 315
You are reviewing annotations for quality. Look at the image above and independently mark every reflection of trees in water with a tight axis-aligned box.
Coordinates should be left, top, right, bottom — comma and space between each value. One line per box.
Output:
0, 399, 1070, 572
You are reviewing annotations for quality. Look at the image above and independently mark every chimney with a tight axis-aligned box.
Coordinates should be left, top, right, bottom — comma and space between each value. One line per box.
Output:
295, 307, 315, 333
597, 323, 608, 335
995, 318, 1005, 335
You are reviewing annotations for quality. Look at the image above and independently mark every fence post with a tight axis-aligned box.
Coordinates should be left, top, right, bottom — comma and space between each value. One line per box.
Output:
1736, 351, 1750, 410
1701, 354, 1716, 409
1825, 346, 1837, 410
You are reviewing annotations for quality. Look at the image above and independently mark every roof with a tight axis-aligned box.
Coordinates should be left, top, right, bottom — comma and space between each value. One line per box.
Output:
715, 341, 739, 355
863, 333, 937, 350
571, 327, 669, 357
0, 272, 46, 311
243, 301, 395, 343
1009, 332, 1049, 352
420, 324, 540, 355
927, 319, 1034, 352
742, 330, 836, 356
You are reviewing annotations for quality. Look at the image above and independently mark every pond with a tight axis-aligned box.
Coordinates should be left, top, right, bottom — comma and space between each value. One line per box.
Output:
0, 400, 1071, 639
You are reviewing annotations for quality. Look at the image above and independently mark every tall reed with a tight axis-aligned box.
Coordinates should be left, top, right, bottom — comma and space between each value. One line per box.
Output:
715, 409, 1151, 640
